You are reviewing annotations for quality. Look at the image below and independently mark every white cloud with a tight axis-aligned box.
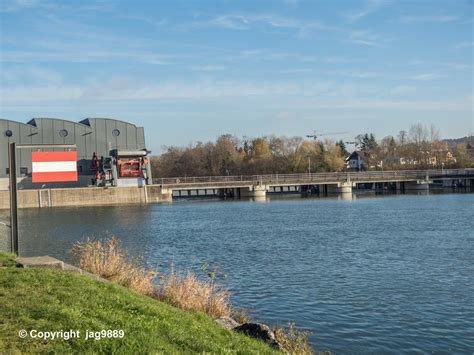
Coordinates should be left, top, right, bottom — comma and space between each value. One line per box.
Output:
344, 0, 390, 22
285, 98, 471, 112
390, 85, 416, 95
0, 0, 37, 12
205, 13, 342, 39
348, 30, 384, 47
208, 15, 251, 30
0, 79, 343, 102
344, 71, 381, 78
453, 41, 474, 50
0, 77, 457, 106
278, 68, 314, 74
408, 73, 443, 81
239, 50, 263, 59
399, 15, 459, 23
0, 46, 174, 65
444, 63, 471, 71
189, 65, 227, 72
275, 111, 292, 121
1, 79, 471, 117
0, 66, 63, 85
116, 15, 167, 29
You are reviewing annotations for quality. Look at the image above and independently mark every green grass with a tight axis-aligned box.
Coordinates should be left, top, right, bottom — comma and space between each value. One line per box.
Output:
0, 253, 278, 354
0, 252, 17, 268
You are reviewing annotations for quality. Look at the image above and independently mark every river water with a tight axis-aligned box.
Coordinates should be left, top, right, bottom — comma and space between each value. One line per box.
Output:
3, 192, 474, 353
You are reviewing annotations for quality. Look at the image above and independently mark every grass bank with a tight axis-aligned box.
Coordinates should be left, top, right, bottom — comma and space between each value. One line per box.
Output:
0, 253, 277, 354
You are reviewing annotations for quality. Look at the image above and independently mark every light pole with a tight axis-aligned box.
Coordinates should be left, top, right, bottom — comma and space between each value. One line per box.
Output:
307, 156, 311, 174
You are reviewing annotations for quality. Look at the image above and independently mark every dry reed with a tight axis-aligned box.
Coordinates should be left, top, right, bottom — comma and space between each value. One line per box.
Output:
72, 237, 155, 295
72, 237, 315, 350
155, 271, 231, 319
72, 237, 231, 319
232, 308, 251, 324
273, 322, 314, 355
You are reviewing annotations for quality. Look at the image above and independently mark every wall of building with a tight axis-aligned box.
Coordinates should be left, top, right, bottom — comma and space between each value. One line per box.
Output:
0, 185, 171, 209
0, 117, 147, 188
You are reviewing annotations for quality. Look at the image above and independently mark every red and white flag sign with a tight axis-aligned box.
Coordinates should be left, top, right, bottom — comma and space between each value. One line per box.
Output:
32, 152, 78, 183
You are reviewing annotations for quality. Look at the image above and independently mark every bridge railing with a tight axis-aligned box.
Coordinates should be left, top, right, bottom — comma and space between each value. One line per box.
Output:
153, 168, 474, 186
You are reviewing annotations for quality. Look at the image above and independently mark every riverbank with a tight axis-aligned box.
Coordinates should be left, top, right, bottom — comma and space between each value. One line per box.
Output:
0, 253, 277, 354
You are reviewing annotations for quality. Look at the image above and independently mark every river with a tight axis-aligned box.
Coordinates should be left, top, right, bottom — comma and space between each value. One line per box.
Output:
3, 192, 474, 353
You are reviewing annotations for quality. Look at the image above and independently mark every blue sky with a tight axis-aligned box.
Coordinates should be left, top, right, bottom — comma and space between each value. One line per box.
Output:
0, 0, 473, 153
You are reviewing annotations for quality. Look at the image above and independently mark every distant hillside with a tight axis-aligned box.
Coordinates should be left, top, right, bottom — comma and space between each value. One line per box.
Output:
442, 136, 474, 148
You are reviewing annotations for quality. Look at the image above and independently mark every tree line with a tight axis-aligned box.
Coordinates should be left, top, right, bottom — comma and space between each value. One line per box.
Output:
150, 123, 474, 178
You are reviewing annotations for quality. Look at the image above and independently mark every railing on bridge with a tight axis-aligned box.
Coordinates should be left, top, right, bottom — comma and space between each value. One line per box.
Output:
153, 168, 474, 186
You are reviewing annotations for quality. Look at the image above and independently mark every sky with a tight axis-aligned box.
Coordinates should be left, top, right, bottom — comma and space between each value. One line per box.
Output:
0, 0, 473, 153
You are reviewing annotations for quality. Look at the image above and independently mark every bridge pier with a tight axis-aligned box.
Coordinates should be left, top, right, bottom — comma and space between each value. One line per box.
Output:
240, 185, 267, 198
450, 178, 472, 189
326, 181, 353, 194
395, 182, 405, 192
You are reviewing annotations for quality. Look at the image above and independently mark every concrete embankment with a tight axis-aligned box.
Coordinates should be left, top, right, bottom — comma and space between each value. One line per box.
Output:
0, 185, 172, 209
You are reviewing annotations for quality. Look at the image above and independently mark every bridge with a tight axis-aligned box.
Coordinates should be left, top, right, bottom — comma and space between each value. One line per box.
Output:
153, 168, 474, 198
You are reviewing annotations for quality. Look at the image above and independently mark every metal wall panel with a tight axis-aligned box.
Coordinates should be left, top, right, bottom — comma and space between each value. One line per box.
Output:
84, 125, 93, 161
94, 119, 107, 159
0, 118, 148, 179
0, 120, 10, 177
30, 121, 41, 145
126, 123, 137, 148
52, 119, 64, 147
115, 121, 127, 149
41, 119, 53, 148
0, 120, 38, 178
105, 119, 116, 152
63, 121, 75, 146
18, 123, 32, 176
137, 127, 145, 149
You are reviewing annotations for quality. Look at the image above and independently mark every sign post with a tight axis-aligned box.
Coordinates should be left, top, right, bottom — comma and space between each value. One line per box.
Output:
7, 144, 77, 255
8, 143, 18, 255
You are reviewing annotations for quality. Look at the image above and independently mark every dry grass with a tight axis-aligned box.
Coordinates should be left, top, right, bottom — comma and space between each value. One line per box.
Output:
232, 308, 251, 324
72, 237, 155, 295
71, 238, 317, 352
155, 271, 231, 319
273, 322, 314, 355
72, 237, 231, 319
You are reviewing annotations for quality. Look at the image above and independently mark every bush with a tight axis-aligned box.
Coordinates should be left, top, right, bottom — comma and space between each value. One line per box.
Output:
273, 322, 314, 355
72, 237, 155, 295
72, 238, 231, 319
155, 270, 231, 319
232, 308, 251, 324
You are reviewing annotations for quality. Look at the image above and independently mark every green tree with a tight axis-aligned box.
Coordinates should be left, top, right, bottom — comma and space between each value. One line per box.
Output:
336, 140, 349, 157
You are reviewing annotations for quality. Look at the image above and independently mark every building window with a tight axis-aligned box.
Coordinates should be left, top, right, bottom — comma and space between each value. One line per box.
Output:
5, 129, 13, 137
112, 129, 120, 137
59, 129, 68, 137
20, 167, 28, 176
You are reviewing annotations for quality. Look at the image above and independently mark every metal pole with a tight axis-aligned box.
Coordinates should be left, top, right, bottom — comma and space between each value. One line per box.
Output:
8, 142, 19, 255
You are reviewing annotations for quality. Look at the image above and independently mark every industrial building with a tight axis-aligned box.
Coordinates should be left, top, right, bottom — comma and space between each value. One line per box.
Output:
0, 117, 152, 188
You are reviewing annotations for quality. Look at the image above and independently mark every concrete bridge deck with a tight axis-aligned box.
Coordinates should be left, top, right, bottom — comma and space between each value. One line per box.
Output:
1, 169, 472, 209
154, 169, 474, 192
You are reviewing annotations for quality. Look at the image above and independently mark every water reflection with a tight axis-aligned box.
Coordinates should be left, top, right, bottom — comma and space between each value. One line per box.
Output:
338, 192, 354, 201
